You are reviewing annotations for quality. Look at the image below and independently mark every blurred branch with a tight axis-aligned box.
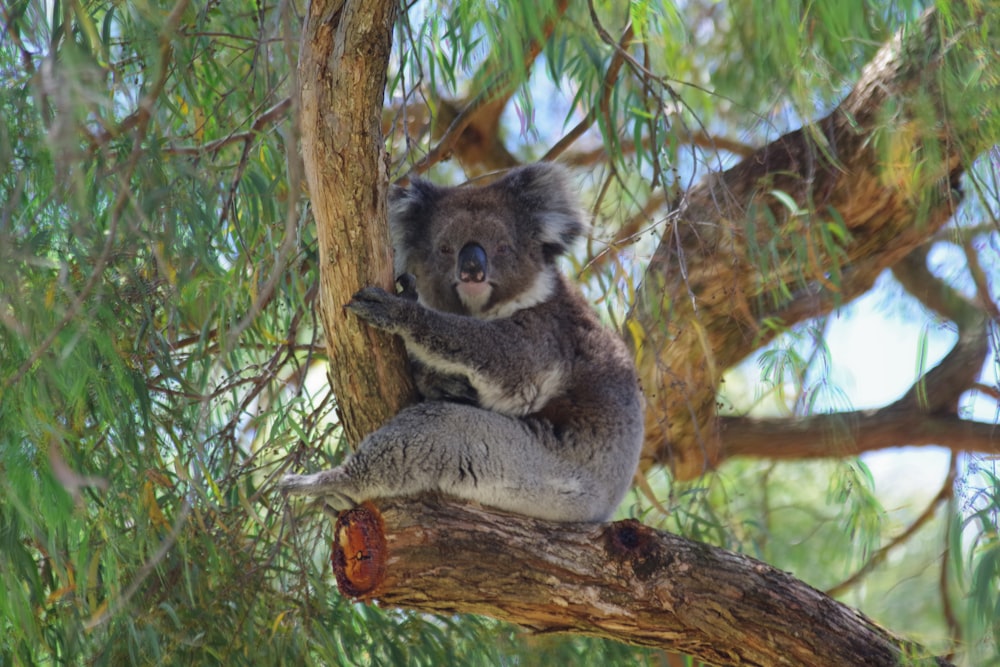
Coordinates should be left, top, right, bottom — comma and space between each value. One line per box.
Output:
972, 382, 1000, 402
892, 245, 981, 328
721, 411, 1000, 459
629, 6, 1000, 478
962, 236, 1000, 320
561, 130, 755, 168
405, 0, 569, 178
1, 4, 38, 77
165, 97, 292, 156
684, 130, 756, 158
892, 245, 990, 414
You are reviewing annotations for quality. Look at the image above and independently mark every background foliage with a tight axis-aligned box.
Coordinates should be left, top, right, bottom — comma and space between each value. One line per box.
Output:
1, 0, 998, 665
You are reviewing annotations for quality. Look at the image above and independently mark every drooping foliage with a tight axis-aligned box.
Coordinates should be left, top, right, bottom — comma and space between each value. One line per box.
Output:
1, 0, 998, 664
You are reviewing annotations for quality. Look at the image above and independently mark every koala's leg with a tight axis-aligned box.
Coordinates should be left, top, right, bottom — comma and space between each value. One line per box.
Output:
281, 401, 616, 522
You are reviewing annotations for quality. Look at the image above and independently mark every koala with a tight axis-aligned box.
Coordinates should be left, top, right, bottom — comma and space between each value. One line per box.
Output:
280, 163, 644, 522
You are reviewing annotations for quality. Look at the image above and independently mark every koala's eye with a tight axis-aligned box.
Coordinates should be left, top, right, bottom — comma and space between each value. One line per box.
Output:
496, 243, 512, 256
438, 244, 454, 255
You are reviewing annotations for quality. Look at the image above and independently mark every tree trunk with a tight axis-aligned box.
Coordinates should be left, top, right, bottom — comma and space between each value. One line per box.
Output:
298, 0, 414, 447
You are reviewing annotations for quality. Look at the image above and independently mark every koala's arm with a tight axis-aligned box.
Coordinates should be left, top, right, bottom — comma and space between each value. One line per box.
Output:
347, 287, 562, 415
410, 358, 480, 405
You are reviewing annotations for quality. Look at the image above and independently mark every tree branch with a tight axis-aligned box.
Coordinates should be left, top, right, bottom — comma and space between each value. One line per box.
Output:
319, 498, 953, 667
892, 245, 981, 329
404, 0, 570, 177
721, 410, 1000, 459
629, 6, 1000, 479
888, 244, 991, 413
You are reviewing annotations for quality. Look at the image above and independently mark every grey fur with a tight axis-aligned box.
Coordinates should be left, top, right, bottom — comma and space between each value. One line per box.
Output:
280, 163, 644, 522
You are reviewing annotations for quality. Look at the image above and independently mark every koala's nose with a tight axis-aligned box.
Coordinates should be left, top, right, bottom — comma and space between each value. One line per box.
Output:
458, 243, 488, 283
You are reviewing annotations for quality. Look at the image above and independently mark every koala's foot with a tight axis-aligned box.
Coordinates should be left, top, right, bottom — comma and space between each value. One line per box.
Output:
279, 468, 357, 512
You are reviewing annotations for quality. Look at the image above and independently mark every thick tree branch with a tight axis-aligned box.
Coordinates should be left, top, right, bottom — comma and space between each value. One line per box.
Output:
891, 246, 991, 413
630, 7, 1000, 479
325, 498, 952, 667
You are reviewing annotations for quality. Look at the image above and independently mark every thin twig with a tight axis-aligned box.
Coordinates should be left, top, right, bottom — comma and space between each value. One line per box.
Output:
542, 22, 634, 162
826, 456, 957, 597
3, 0, 193, 392
166, 97, 292, 156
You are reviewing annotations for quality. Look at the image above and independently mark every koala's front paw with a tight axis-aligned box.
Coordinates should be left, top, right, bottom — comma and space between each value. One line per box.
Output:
279, 469, 357, 512
346, 286, 408, 332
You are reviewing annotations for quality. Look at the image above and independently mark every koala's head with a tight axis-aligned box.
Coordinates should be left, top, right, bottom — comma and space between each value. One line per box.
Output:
389, 163, 586, 318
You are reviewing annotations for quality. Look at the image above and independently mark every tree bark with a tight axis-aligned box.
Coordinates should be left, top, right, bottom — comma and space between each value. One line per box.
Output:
630, 6, 999, 480
298, 0, 414, 448
334, 498, 951, 667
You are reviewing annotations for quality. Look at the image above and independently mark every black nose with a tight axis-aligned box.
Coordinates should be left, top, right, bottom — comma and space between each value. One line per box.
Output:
458, 243, 487, 283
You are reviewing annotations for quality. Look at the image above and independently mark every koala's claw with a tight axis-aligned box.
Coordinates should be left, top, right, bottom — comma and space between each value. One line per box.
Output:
346, 286, 402, 331
347, 285, 392, 307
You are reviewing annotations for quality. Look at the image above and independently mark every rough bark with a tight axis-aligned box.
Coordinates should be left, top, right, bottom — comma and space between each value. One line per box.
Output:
333, 498, 951, 667
630, 7, 999, 479
298, 0, 414, 446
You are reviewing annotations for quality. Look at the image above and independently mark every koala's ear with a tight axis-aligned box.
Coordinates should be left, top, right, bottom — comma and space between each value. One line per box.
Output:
388, 179, 441, 275
499, 162, 587, 258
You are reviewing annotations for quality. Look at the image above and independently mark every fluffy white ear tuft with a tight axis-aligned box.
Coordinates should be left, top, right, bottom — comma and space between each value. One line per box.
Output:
497, 163, 587, 257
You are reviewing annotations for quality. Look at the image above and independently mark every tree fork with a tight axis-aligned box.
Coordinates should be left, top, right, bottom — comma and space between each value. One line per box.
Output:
630, 6, 999, 479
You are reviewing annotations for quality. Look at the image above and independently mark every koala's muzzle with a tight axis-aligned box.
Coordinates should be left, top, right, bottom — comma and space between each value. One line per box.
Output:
458, 243, 488, 283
